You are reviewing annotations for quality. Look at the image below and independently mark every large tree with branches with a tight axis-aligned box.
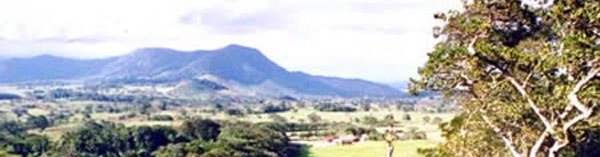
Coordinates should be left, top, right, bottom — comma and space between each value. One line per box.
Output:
413, 0, 600, 156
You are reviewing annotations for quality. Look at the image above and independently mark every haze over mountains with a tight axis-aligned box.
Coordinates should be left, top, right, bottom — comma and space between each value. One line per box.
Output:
0, 44, 404, 98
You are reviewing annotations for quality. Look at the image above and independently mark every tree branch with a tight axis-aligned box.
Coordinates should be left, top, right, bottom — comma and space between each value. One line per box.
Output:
467, 37, 553, 130
506, 77, 553, 130
568, 67, 599, 114
481, 113, 523, 157
548, 63, 600, 156
529, 130, 549, 157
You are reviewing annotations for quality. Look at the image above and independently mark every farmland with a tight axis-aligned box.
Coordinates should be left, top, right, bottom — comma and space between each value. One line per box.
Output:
0, 85, 454, 157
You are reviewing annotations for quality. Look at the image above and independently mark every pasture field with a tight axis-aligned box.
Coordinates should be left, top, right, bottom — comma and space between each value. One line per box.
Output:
15, 100, 454, 157
308, 140, 439, 157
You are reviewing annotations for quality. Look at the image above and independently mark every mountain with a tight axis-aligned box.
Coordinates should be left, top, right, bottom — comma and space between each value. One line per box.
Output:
385, 81, 410, 91
0, 44, 404, 98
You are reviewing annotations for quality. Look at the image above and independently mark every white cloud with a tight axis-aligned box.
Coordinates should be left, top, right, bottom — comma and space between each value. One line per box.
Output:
0, 0, 462, 82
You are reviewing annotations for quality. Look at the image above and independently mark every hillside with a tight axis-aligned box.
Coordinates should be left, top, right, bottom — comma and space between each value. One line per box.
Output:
0, 44, 404, 98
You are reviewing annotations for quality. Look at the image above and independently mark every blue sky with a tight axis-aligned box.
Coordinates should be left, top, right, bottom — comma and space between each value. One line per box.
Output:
0, 0, 462, 82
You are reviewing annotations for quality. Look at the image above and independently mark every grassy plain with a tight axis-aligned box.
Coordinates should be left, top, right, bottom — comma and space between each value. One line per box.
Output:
22, 102, 454, 157
308, 140, 438, 157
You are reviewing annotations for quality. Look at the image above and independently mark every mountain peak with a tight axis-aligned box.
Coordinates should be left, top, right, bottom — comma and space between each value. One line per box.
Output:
131, 47, 179, 55
219, 44, 261, 54
30, 54, 67, 61
0, 44, 404, 98
222, 44, 254, 50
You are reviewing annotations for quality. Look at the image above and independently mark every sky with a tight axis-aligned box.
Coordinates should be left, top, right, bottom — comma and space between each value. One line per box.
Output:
0, 0, 463, 83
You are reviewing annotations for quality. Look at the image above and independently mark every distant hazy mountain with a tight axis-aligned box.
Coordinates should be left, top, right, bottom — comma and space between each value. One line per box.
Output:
0, 44, 404, 98
385, 81, 410, 91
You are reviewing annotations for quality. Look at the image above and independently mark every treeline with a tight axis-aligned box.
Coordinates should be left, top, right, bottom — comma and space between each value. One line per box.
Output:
0, 119, 301, 157
314, 103, 357, 112
35, 88, 183, 105
0, 93, 21, 100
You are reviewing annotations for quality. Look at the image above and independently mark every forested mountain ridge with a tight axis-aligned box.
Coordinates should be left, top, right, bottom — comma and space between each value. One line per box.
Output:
0, 44, 403, 98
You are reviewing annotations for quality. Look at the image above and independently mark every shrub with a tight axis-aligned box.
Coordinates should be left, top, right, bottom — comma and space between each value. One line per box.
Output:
261, 104, 290, 113
314, 104, 357, 112
432, 117, 443, 124
268, 114, 288, 123
150, 115, 174, 121
423, 116, 431, 123
224, 108, 243, 116
403, 113, 412, 121
307, 113, 322, 123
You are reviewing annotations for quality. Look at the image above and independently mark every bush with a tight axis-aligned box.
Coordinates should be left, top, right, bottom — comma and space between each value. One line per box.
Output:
314, 104, 357, 112
344, 126, 373, 136
402, 127, 427, 140
0, 93, 21, 100
150, 115, 174, 121
6, 134, 50, 156
181, 118, 221, 141
53, 121, 183, 157
361, 116, 379, 126
367, 131, 382, 141
26, 115, 51, 130
403, 113, 412, 121
307, 113, 322, 123
261, 104, 290, 113
224, 108, 243, 116
432, 117, 443, 124
423, 116, 431, 123
268, 114, 288, 123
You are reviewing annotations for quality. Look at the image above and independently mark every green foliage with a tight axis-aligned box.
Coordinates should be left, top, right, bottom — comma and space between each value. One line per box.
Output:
361, 116, 379, 127
0, 121, 51, 157
261, 104, 291, 113
216, 122, 297, 157
53, 121, 181, 157
307, 113, 322, 123
432, 117, 443, 124
268, 114, 288, 123
149, 115, 174, 121
344, 126, 376, 136
181, 118, 221, 142
423, 116, 431, 123
26, 115, 50, 130
0, 121, 25, 135
314, 103, 357, 112
402, 127, 427, 140
5, 134, 51, 157
413, 0, 600, 156
224, 108, 243, 116
402, 113, 411, 121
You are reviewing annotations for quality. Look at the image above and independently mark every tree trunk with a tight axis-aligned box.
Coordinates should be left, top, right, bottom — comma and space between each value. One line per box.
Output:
386, 142, 394, 157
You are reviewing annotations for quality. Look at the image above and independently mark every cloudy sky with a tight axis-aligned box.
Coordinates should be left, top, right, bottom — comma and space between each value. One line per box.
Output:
0, 0, 462, 83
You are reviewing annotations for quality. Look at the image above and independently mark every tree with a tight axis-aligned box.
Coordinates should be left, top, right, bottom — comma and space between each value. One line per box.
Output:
11, 108, 27, 118
6, 134, 51, 156
432, 117, 443, 124
268, 114, 288, 123
261, 104, 290, 113
423, 116, 432, 123
53, 121, 181, 157
27, 115, 50, 131
0, 121, 25, 135
402, 113, 411, 121
215, 122, 296, 157
314, 103, 357, 112
384, 114, 395, 124
307, 113, 322, 123
181, 118, 221, 142
224, 108, 243, 116
412, 0, 600, 156
362, 116, 379, 127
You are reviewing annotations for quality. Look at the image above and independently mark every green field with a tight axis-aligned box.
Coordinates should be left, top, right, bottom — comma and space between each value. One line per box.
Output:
8, 99, 454, 157
307, 140, 438, 157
